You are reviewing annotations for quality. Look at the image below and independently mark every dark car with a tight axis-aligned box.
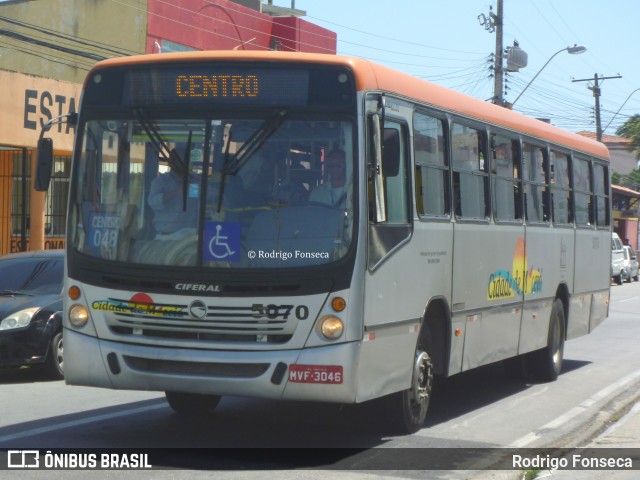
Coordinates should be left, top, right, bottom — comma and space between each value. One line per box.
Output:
0, 250, 64, 379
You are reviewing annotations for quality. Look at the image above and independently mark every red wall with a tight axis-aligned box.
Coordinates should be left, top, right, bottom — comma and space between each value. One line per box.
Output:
146, 0, 336, 54
272, 17, 336, 54
617, 219, 638, 251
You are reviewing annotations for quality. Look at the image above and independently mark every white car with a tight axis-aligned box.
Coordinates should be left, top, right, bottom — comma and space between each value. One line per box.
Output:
611, 233, 625, 285
622, 245, 639, 283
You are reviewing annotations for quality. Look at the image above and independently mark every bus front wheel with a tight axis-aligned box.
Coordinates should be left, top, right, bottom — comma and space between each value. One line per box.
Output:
165, 391, 221, 416
387, 346, 434, 434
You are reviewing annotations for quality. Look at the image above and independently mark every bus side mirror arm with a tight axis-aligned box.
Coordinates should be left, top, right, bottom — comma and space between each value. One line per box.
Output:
34, 112, 78, 192
370, 113, 387, 223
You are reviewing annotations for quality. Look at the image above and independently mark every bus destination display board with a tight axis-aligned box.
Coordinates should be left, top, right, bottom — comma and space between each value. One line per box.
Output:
122, 67, 310, 107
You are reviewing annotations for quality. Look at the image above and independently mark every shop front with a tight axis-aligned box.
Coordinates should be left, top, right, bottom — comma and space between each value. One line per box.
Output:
0, 70, 80, 255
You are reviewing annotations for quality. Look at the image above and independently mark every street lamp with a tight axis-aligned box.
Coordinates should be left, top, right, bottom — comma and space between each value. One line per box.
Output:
511, 44, 587, 106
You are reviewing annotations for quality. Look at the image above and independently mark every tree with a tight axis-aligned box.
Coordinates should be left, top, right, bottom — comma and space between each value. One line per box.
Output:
616, 114, 640, 159
612, 168, 640, 190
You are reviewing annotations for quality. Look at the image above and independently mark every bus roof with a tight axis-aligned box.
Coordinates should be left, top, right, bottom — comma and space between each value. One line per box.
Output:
92, 51, 609, 160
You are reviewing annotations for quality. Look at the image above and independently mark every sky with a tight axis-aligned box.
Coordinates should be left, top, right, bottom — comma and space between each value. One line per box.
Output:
289, 0, 640, 135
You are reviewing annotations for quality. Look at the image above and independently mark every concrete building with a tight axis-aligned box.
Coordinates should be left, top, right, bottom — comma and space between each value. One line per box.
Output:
0, 0, 336, 255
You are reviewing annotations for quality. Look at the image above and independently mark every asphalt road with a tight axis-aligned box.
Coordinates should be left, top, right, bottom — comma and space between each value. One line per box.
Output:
2, 280, 639, 479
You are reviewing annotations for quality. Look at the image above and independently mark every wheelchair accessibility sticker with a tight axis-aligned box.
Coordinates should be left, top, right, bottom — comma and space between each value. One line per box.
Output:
204, 222, 241, 262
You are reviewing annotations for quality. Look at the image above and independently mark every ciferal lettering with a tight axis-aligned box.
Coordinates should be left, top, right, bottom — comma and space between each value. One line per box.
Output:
175, 283, 221, 293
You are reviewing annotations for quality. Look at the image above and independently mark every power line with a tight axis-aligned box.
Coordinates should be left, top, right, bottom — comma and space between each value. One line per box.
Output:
0, 28, 105, 61
0, 16, 136, 57
0, 39, 93, 71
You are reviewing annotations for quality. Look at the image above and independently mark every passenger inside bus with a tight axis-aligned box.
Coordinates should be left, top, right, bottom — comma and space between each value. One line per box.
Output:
148, 152, 198, 238
309, 149, 349, 207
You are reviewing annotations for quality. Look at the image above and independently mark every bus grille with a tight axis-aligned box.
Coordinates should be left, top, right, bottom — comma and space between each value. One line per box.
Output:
104, 303, 296, 344
123, 356, 269, 378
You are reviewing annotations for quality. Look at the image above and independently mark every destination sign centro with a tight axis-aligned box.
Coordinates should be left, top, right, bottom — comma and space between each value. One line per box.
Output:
120, 67, 311, 105
175, 74, 259, 98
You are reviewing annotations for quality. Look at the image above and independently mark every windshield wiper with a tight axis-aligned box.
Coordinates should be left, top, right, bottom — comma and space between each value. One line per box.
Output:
181, 130, 193, 211
134, 109, 183, 168
223, 109, 288, 176
215, 128, 233, 214
0, 290, 35, 296
134, 108, 193, 212
214, 110, 287, 214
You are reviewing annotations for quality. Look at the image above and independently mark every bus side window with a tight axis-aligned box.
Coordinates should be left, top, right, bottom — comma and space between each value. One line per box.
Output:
523, 143, 549, 223
452, 123, 488, 220
573, 157, 593, 227
491, 134, 521, 222
550, 151, 572, 225
366, 114, 411, 270
414, 111, 449, 217
382, 122, 409, 224
593, 162, 610, 227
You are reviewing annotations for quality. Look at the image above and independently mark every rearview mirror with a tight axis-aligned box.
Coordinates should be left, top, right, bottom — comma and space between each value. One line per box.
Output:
35, 137, 54, 192
382, 128, 400, 177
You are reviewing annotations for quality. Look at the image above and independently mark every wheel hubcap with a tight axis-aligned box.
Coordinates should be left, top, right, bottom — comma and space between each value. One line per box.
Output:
56, 337, 64, 371
411, 350, 433, 406
551, 320, 562, 366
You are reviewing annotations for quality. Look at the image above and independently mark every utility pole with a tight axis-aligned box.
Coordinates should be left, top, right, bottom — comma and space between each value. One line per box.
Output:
572, 73, 622, 142
478, 0, 504, 105
492, 0, 504, 106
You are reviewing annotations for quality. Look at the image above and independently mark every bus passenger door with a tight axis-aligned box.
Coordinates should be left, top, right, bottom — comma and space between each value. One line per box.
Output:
358, 96, 422, 401
518, 144, 559, 356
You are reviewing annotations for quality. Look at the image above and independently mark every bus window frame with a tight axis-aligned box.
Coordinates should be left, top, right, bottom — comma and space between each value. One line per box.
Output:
549, 148, 574, 228
521, 141, 551, 226
412, 107, 451, 222
489, 131, 523, 225
366, 108, 413, 272
450, 119, 490, 224
592, 160, 611, 229
572, 154, 595, 229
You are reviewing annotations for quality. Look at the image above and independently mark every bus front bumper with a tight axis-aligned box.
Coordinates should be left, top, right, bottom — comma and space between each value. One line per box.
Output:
63, 328, 360, 403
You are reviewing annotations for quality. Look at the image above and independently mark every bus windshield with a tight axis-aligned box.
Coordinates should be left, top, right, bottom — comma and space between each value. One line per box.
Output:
70, 112, 355, 269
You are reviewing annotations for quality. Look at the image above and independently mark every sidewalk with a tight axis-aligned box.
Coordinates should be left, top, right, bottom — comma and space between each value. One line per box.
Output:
543, 399, 640, 479
470, 397, 640, 480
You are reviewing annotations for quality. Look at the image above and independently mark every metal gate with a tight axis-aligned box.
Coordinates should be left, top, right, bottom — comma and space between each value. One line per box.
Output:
0, 148, 70, 256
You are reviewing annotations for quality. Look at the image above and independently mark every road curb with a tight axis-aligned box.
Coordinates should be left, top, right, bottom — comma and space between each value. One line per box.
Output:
548, 377, 640, 449
468, 374, 640, 480
507, 369, 640, 449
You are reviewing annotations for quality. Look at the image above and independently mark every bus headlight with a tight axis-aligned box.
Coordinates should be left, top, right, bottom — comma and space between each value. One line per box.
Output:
69, 304, 89, 327
319, 315, 344, 340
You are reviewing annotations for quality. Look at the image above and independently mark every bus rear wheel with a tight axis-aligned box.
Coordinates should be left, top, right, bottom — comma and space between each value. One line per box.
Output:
165, 391, 221, 416
387, 346, 434, 434
527, 298, 565, 382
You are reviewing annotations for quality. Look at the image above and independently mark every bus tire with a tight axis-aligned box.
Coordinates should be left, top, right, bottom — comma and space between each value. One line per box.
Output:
528, 299, 565, 382
387, 345, 434, 434
165, 391, 221, 416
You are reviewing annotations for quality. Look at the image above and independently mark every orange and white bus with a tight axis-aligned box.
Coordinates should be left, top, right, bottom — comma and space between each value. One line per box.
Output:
37, 51, 611, 433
